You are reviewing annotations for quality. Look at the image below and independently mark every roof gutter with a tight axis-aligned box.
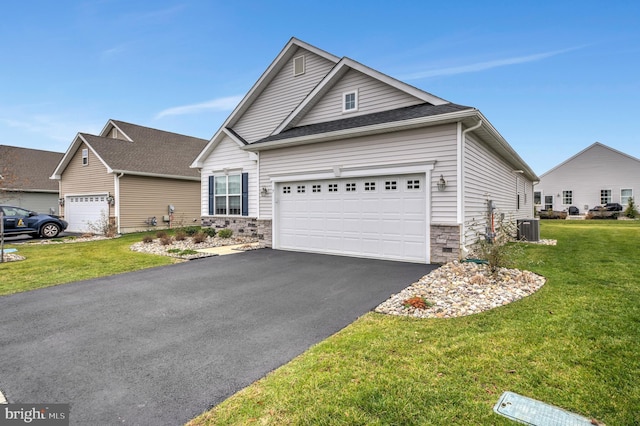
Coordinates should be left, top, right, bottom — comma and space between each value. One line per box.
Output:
109, 170, 201, 181
242, 109, 479, 152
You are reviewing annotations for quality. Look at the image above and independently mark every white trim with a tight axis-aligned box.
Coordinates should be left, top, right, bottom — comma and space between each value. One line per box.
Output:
270, 161, 435, 263
247, 109, 479, 152
342, 89, 358, 113
293, 54, 305, 76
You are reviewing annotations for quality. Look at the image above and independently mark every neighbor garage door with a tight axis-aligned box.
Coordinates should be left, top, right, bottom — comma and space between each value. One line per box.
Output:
65, 195, 109, 233
275, 174, 427, 263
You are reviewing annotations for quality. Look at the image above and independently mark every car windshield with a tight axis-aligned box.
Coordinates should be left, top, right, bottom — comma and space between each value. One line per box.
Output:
1, 206, 33, 217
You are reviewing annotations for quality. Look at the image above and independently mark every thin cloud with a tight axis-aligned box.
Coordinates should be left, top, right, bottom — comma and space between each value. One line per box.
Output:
402, 46, 586, 80
155, 96, 243, 119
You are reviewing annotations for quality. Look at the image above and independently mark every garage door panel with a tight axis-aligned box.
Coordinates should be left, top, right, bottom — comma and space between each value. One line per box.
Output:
65, 195, 109, 233
277, 174, 427, 263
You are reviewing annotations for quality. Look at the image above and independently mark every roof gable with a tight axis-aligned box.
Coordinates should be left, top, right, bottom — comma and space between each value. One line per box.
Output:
539, 142, 640, 178
276, 57, 449, 134
0, 145, 63, 192
52, 120, 208, 180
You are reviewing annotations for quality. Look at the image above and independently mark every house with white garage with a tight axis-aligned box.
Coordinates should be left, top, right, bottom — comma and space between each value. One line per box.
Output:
51, 120, 208, 234
535, 142, 640, 214
1, 145, 63, 213
191, 38, 538, 264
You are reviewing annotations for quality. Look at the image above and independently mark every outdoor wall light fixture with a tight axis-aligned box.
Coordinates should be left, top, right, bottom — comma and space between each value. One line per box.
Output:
58, 198, 65, 206
106, 195, 115, 205
437, 175, 447, 192
260, 186, 270, 197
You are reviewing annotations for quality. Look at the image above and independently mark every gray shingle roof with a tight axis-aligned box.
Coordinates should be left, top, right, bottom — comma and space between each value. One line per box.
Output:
0, 145, 63, 191
253, 102, 474, 144
81, 121, 208, 178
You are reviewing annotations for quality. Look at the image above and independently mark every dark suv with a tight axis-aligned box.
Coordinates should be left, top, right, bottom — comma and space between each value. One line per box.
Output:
1, 205, 68, 238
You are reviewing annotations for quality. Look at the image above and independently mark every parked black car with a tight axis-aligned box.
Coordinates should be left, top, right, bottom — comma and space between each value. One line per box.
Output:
0, 205, 68, 238
604, 203, 623, 211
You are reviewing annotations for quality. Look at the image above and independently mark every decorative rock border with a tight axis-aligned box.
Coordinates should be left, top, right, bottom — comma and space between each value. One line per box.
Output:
375, 261, 546, 319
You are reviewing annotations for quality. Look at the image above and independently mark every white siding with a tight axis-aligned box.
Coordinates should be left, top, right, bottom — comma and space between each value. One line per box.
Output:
233, 49, 336, 143
463, 135, 534, 244
297, 69, 424, 127
200, 136, 258, 217
536, 143, 640, 212
259, 124, 459, 223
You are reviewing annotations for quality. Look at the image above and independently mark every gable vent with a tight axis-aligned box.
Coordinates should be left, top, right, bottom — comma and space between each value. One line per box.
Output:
293, 55, 305, 76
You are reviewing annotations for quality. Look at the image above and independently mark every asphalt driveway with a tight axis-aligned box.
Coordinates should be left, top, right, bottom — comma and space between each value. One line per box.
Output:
0, 249, 435, 425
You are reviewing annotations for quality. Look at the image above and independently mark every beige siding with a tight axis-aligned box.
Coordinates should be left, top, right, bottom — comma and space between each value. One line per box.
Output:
119, 175, 200, 233
463, 135, 534, 245
233, 48, 336, 143
297, 69, 423, 126
199, 136, 258, 217
536, 143, 640, 212
59, 142, 114, 218
259, 124, 459, 223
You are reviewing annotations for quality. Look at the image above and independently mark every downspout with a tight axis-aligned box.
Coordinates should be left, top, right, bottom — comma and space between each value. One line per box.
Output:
459, 119, 483, 256
115, 173, 124, 234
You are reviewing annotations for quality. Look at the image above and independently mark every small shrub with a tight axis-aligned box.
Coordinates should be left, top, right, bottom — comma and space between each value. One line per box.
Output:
183, 226, 201, 236
174, 230, 187, 241
156, 230, 168, 239
471, 212, 523, 274
217, 228, 233, 239
624, 197, 638, 218
403, 296, 433, 310
142, 235, 154, 244
202, 227, 217, 237
159, 236, 173, 246
192, 232, 207, 244
167, 248, 181, 253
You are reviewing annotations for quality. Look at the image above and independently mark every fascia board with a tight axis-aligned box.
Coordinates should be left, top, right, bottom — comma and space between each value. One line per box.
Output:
225, 38, 339, 130
474, 112, 539, 181
191, 128, 246, 168
274, 57, 451, 135
343, 58, 449, 106
244, 109, 478, 152
51, 134, 112, 178
191, 39, 340, 168
191, 132, 224, 168
98, 120, 133, 141
110, 170, 200, 181
539, 142, 640, 178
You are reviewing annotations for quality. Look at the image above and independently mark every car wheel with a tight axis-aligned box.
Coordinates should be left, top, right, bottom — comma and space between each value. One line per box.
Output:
40, 223, 61, 238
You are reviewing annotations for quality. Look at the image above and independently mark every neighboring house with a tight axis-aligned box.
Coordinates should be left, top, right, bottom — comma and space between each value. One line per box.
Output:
0, 145, 63, 213
535, 142, 640, 214
191, 38, 538, 264
51, 120, 208, 234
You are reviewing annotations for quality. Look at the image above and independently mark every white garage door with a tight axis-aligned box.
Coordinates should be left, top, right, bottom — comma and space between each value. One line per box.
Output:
276, 174, 427, 263
65, 195, 109, 233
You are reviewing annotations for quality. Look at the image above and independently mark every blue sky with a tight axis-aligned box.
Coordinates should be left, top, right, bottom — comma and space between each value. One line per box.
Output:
1, 1, 639, 175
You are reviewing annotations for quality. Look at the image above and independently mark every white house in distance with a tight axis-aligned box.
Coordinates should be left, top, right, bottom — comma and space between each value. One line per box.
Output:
535, 142, 640, 214
191, 38, 538, 264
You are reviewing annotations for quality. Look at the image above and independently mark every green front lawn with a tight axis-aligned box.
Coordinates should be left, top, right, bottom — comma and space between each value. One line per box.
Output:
188, 221, 640, 425
0, 232, 176, 296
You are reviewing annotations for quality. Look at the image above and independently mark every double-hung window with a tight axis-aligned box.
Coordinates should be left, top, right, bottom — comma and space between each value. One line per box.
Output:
621, 189, 633, 206
209, 172, 248, 216
563, 190, 573, 205
600, 189, 612, 205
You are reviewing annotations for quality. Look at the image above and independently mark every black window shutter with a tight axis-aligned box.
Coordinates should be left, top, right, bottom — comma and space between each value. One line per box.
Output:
208, 175, 214, 215
242, 172, 249, 216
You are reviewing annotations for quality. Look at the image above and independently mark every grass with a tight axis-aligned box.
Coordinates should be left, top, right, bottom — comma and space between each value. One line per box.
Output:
0, 232, 177, 296
187, 220, 640, 425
